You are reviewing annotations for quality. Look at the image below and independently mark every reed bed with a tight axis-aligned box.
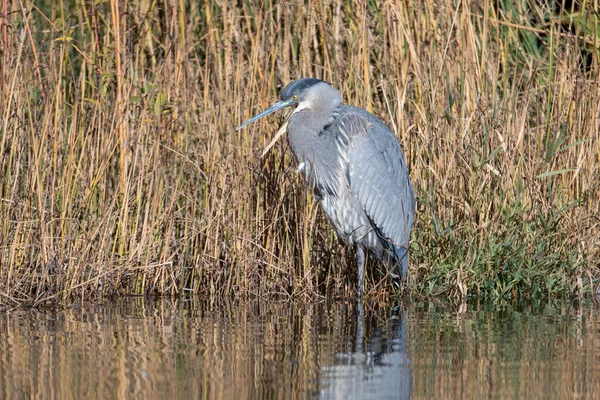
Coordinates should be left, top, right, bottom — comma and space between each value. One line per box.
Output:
0, 0, 598, 305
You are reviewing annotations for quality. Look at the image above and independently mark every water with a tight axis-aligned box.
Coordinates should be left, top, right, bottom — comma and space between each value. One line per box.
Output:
0, 299, 598, 399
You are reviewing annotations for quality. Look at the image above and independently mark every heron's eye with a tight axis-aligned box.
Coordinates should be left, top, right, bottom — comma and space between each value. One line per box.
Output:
292, 95, 298, 101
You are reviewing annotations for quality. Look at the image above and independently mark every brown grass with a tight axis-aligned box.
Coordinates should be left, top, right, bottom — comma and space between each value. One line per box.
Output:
0, 0, 598, 305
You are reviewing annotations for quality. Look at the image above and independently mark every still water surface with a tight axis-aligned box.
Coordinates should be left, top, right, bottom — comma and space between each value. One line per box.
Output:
0, 298, 598, 399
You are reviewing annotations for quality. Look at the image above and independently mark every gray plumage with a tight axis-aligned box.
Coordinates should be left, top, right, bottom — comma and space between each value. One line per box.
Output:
237, 78, 415, 297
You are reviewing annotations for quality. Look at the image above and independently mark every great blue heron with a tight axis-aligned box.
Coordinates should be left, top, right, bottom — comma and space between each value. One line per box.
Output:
237, 78, 415, 297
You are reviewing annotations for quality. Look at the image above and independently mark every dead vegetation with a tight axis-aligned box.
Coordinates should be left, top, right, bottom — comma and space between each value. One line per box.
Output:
0, 0, 598, 305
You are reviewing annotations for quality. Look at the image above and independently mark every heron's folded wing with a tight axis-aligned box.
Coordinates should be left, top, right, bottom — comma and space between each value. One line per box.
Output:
342, 113, 415, 250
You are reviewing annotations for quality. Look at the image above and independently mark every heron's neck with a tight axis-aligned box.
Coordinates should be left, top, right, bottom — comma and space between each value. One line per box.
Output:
290, 111, 329, 133
287, 104, 342, 170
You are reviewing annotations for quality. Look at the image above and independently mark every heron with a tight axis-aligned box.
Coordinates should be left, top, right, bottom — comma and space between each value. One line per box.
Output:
236, 78, 415, 297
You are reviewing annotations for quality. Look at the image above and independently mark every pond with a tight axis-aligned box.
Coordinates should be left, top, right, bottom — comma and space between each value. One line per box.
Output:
0, 298, 598, 399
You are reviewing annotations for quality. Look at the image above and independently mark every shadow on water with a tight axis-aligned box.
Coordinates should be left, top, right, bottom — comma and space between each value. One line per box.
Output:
0, 298, 599, 399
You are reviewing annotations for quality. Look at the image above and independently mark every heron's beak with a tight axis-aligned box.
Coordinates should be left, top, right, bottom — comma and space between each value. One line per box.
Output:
235, 99, 296, 131
236, 98, 297, 157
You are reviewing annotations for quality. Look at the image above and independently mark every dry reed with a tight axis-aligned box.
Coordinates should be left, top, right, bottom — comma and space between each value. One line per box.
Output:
0, 0, 598, 305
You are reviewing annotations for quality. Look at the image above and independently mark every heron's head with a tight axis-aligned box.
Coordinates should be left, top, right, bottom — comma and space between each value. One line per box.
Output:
235, 78, 341, 131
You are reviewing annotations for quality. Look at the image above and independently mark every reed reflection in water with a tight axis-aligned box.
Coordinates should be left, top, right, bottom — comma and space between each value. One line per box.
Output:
0, 298, 598, 399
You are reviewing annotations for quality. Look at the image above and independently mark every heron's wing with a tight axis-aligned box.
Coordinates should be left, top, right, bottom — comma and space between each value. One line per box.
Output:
338, 111, 415, 252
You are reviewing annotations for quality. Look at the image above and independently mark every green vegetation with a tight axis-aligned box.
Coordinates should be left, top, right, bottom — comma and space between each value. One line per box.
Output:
1, 0, 598, 305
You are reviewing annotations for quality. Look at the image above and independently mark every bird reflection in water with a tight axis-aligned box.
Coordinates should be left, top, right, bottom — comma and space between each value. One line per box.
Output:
318, 302, 412, 400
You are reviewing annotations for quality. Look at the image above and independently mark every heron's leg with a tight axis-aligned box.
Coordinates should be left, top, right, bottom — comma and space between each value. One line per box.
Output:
395, 246, 409, 290
400, 254, 409, 288
356, 246, 366, 298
